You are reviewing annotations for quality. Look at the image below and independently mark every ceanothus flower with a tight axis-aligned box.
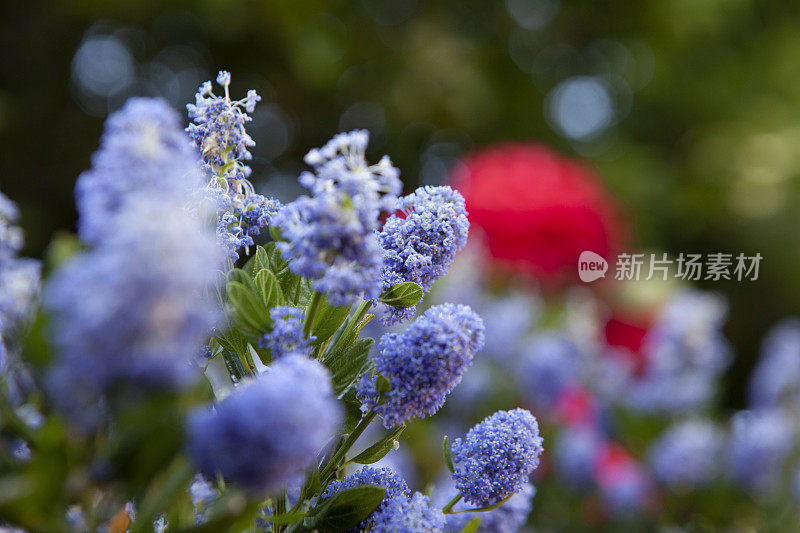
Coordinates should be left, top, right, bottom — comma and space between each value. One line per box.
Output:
594, 444, 653, 515
258, 306, 312, 359
76, 98, 205, 246
187, 356, 342, 495
0, 191, 23, 260
554, 426, 603, 490
727, 408, 797, 495
0, 191, 40, 359
358, 303, 485, 428
625, 290, 731, 414
45, 196, 223, 409
188, 474, 217, 524
647, 419, 724, 491
748, 319, 800, 410
450, 409, 543, 506
368, 492, 445, 533
378, 186, 469, 324
321, 466, 410, 532
443, 483, 535, 533
187, 71, 280, 260
272, 130, 402, 306
517, 333, 580, 408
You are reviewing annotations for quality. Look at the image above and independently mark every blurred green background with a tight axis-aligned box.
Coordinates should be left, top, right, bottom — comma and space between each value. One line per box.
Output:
2, 0, 800, 407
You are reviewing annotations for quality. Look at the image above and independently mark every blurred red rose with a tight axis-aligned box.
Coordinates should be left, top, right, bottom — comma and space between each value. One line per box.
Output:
450, 144, 625, 285
604, 315, 650, 375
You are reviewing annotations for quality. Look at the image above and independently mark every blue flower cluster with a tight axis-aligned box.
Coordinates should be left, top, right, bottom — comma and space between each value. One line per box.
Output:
75, 98, 204, 246
517, 334, 580, 409
44, 99, 223, 427
258, 306, 312, 359
187, 71, 280, 260
553, 427, 602, 489
0, 192, 40, 356
369, 491, 445, 533
378, 186, 469, 324
648, 419, 723, 491
321, 466, 444, 532
187, 356, 341, 495
748, 319, 800, 409
188, 474, 217, 524
358, 303, 485, 428
0, 190, 40, 401
451, 408, 543, 506
272, 130, 402, 306
727, 408, 797, 495
443, 483, 535, 533
626, 290, 731, 414
321, 466, 410, 531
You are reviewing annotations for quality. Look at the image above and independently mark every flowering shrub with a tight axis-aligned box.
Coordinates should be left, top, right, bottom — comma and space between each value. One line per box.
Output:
0, 71, 543, 532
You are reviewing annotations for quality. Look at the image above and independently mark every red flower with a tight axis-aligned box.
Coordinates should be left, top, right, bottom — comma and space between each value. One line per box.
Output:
450, 144, 624, 285
604, 315, 650, 375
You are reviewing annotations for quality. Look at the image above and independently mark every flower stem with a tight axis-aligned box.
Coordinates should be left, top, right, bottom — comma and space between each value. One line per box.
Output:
324, 300, 373, 359
320, 411, 376, 484
303, 292, 324, 337
441, 493, 463, 514
273, 493, 287, 533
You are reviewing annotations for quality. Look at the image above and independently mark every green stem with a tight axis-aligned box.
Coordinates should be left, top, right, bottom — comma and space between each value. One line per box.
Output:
0, 390, 37, 445
324, 300, 372, 359
441, 493, 463, 514
447, 493, 516, 514
320, 411, 376, 484
274, 493, 287, 533
303, 292, 324, 337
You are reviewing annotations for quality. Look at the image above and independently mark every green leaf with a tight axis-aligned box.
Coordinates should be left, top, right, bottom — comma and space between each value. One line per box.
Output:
131, 456, 194, 533
227, 268, 255, 291
340, 389, 364, 435
215, 329, 248, 357
350, 425, 406, 465
309, 297, 351, 346
265, 242, 311, 306
242, 245, 270, 278
442, 435, 455, 473
261, 510, 307, 525
324, 338, 374, 396
378, 282, 424, 308
226, 281, 270, 337
459, 517, 482, 533
173, 493, 260, 532
305, 486, 386, 533
375, 374, 391, 397
253, 268, 284, 308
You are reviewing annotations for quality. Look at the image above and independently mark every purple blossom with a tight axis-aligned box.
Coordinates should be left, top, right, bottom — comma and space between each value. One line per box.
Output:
187, 356, 341, 495
187, 71, 279, 260
749, 319, 800, 409
517, 334, 580, 408
321, 466, 410, 532
378, 186, 469, 324
451, 409, 543, 506
76, 98, 204, 246
272, 130, 401, 306
358, 304, 485, 428
258, 306, 312, 359
626, 290, 731, 414
648, 419, 724, 491
727, 408, 797, 495
45, 195, 223, 426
